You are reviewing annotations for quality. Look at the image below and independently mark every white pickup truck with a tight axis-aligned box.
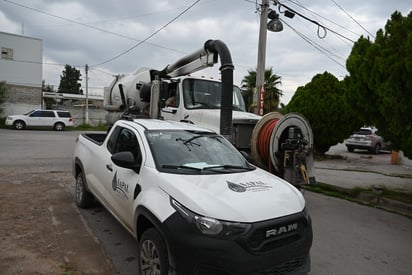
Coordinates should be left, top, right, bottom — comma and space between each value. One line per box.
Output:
73, 118, 313, 274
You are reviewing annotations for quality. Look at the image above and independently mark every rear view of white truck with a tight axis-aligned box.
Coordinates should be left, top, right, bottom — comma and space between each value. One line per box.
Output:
73, 118, 313, 274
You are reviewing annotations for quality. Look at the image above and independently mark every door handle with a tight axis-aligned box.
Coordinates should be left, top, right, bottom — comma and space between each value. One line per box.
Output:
106, 164, 113, 172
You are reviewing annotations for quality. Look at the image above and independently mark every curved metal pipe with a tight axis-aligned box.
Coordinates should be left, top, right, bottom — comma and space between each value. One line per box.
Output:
204, 40, 235, 138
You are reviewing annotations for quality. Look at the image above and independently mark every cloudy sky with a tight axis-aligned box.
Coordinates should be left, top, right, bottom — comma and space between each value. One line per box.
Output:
1, 0, 410, 104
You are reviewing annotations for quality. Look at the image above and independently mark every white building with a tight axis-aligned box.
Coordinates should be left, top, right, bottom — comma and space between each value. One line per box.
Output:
0, 31, 42, 116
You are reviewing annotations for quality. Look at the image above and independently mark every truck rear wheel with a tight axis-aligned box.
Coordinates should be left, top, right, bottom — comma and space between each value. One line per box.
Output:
371, 143, 381, 154
75, 171, 94, 208
54, 122, 65, 131
138, 228, 169, 275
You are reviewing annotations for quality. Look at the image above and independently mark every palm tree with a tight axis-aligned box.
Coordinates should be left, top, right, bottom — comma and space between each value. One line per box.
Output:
241, 67, 282, 113
241, 70, 257, 112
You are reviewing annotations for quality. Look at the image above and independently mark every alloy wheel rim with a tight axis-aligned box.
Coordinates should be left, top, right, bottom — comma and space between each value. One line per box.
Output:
140, 239, 161, 275
76, 177, 83, 203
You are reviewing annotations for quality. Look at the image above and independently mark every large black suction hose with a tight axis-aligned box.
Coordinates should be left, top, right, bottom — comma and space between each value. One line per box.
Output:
204, 40, 234, 139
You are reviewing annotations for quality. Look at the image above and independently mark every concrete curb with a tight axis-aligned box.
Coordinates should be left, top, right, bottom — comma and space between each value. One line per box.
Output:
304, 182, 412, 218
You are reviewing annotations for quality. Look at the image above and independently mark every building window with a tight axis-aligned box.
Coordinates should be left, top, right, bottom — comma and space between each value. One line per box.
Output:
1, 47, 13, 59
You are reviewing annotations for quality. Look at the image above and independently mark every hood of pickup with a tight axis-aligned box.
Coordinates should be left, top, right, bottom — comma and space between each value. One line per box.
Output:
158, 168, 305, 223
185, 109, 260, 134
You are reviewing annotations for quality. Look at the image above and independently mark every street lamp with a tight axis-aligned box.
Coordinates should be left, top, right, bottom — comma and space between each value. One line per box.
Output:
267, 10, 283, 32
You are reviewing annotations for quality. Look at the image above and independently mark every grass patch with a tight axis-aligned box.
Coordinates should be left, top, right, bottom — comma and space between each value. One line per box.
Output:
314, 154, 346, 161
72, 123, 108, 131
303, 182, 412, 204
0, 117, 5, 127
60, 263, 78, 275
380, 188, 412, 204
302, 182, 412, 218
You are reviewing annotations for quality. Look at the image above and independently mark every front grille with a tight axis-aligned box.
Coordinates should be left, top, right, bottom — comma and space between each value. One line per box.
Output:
243, 212, 308, 254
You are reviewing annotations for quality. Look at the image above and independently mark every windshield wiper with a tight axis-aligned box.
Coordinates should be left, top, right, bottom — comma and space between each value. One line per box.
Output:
203, 164, 255, 171
162, 164, 202, 171
176, 136, 201, 146
176, 134, 222, 150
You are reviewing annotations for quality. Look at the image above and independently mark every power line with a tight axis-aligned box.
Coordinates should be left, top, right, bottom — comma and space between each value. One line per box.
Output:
276, 1, 355, 43
0, 57, 78, 67
91, 0, 201, 67
281, 19, 346, 70
330, 0, 375, 39
287, 0, 362, 40
244, 0, 355, 42
4, 0, 187, 55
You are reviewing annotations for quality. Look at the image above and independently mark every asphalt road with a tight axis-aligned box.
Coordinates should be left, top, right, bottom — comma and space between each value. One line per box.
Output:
1, 128, 411, 274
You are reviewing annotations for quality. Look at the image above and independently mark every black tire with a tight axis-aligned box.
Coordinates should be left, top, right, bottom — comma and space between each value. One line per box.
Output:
371, 143, 381, 155
138, 228, 169, 275
75, 171, 94, 208
54, 122, 65, 131
347, 146, 354, 152
14, 120, 25, 130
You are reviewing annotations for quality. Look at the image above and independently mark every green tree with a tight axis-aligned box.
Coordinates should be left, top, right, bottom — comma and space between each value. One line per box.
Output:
42, 80, 56, 109
241, 67, 283, 113
345, 11, 412, 157
284, 72, 359, 155
58, 64, 82, 94
0, 81, 7, 116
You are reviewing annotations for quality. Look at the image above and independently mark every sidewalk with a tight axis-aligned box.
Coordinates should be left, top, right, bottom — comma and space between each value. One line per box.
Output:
315, 143, 412, 191
311, 143, 412, 215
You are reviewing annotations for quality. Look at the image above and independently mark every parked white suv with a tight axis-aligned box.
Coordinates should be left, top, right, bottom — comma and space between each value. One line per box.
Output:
345, 127, 386, 154
6, 109, 73, 131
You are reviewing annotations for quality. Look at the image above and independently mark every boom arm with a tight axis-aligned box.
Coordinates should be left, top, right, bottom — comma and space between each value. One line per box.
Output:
162, 46, 218, 77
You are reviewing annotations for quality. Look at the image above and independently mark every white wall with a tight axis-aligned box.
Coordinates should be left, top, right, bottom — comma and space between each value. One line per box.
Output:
2, 102, 41, 116
0, 32, 42, 88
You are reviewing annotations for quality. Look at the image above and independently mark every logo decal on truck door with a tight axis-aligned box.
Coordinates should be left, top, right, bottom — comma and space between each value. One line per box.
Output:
112, 171, 129, 200
227, 180, 272, 193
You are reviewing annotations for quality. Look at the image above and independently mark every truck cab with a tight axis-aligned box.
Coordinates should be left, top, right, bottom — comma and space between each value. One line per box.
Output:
160, 76, 261, 150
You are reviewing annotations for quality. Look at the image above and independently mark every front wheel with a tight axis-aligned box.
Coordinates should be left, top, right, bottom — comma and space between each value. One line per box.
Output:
75, 171, 94, 208
14, 120, 26, 130
138, 228, 169, 275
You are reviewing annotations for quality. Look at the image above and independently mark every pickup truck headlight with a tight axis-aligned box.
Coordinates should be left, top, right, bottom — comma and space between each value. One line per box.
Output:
170, 198, 251, 239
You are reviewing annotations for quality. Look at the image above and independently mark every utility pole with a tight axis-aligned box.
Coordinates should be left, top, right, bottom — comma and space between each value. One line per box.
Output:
85, 64, 89, 125
255, 0, 269, 115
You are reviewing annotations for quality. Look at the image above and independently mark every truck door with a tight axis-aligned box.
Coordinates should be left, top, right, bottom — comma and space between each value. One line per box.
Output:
105, 126, 143, 229
160, 82, 186, 122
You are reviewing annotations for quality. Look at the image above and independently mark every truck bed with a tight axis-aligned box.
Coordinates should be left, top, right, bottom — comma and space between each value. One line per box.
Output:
81, 133, 107, 145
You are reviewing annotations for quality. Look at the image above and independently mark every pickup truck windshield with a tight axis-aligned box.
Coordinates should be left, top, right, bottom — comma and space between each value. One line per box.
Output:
182, 78, 246, 112
146, 130, 254, 174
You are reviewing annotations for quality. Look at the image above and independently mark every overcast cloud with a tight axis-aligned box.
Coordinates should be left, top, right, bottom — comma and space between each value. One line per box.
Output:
1, 0, 410, 104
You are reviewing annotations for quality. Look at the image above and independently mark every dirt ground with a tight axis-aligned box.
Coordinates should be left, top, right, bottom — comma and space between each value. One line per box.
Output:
0, 167, 116, 274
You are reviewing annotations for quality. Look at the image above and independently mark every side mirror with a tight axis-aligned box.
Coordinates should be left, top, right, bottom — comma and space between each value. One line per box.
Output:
161, 107, 177, 114
111, 151, 140, 171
